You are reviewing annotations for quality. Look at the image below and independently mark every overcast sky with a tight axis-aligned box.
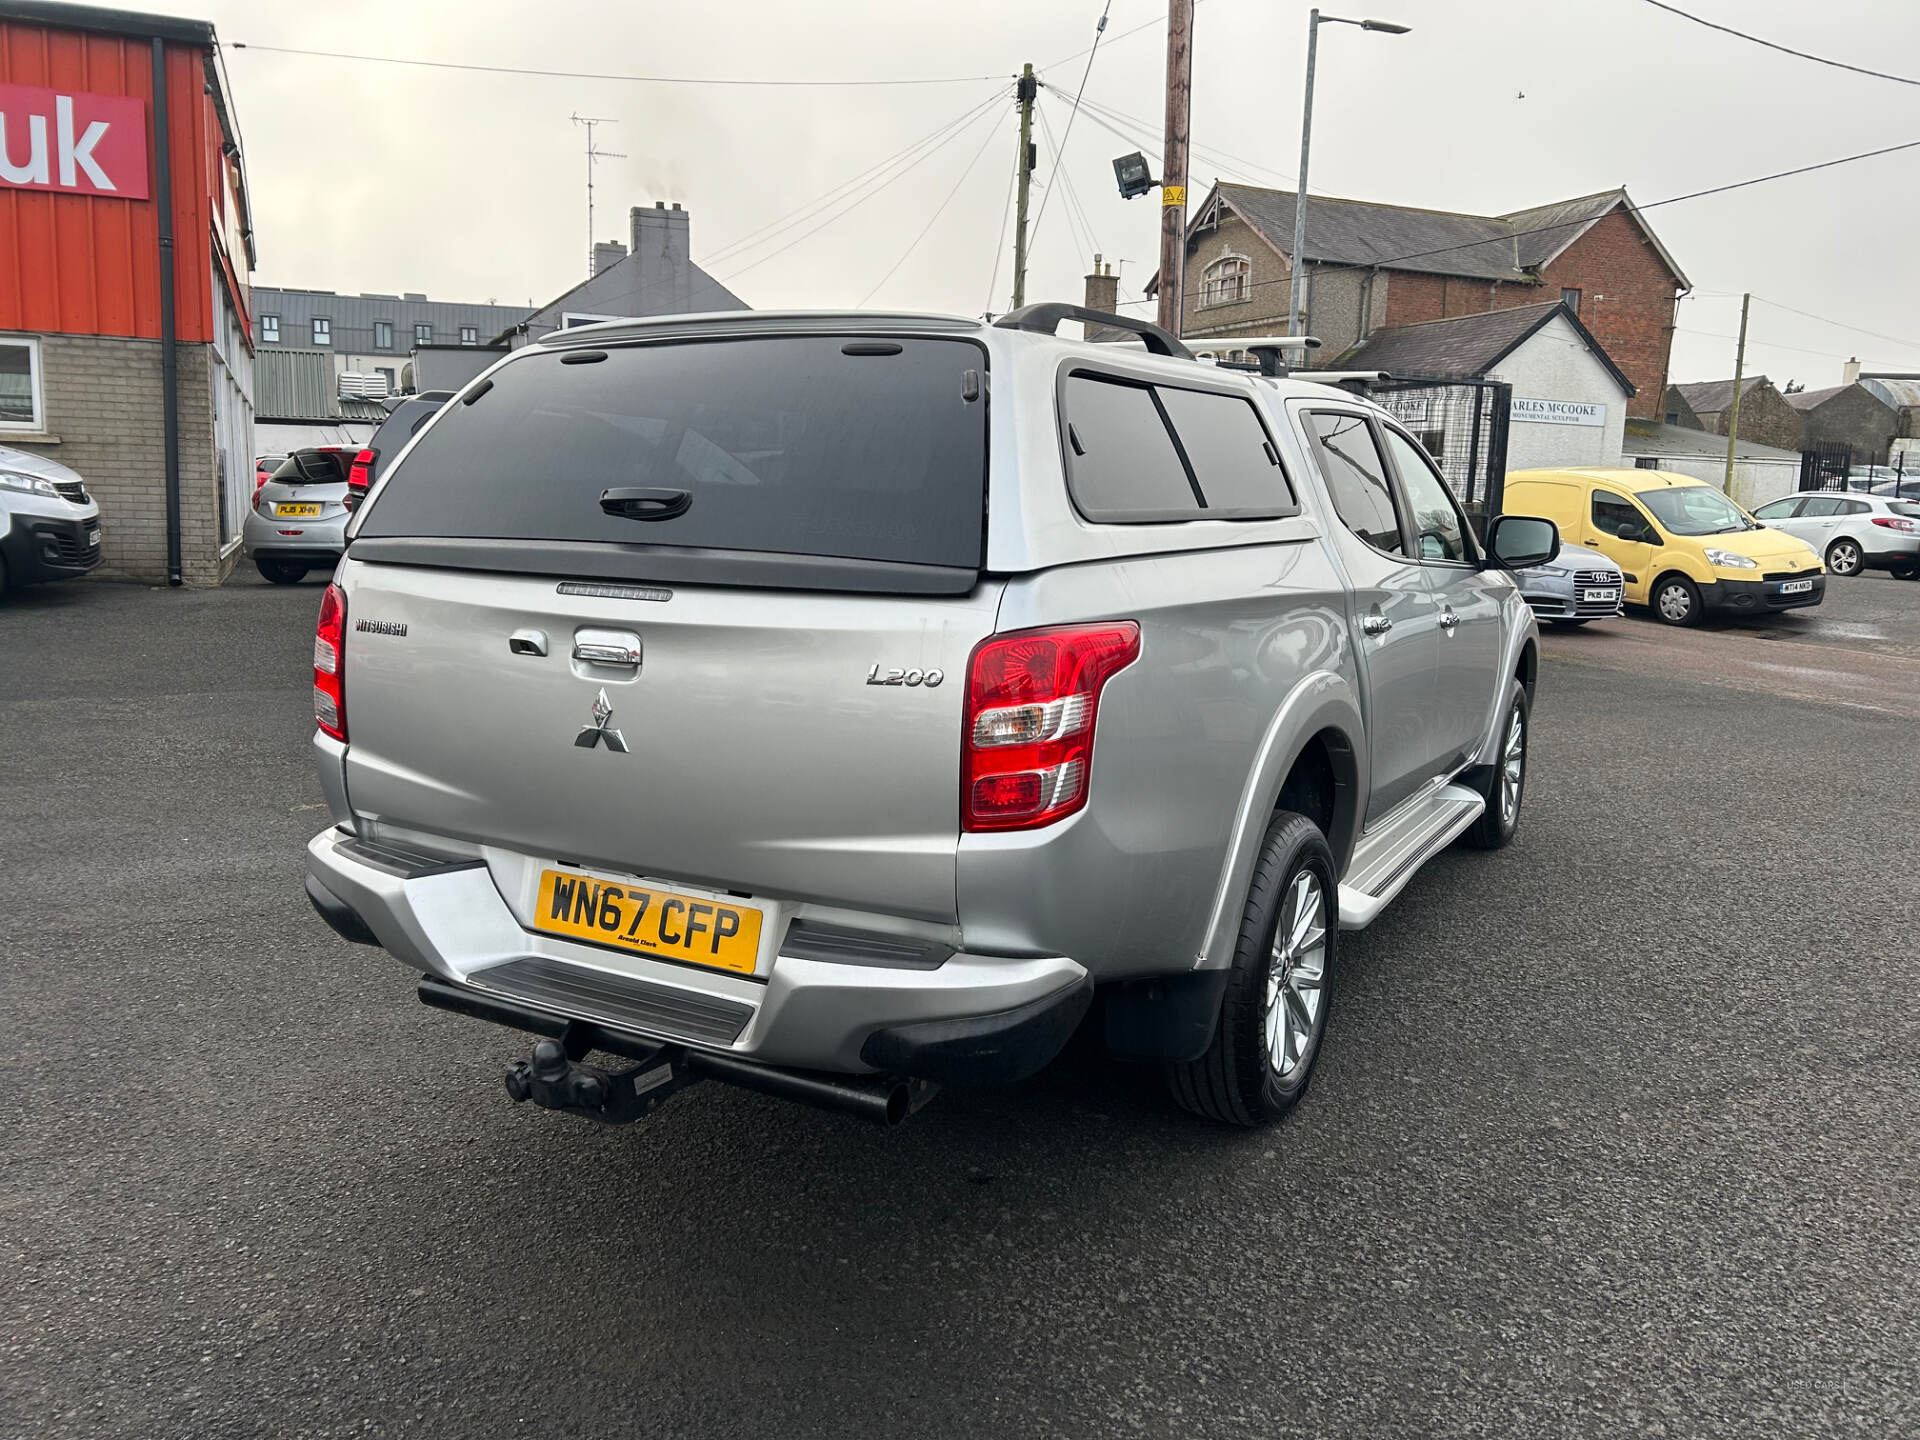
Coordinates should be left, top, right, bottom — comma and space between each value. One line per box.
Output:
152, 0, 1920, 387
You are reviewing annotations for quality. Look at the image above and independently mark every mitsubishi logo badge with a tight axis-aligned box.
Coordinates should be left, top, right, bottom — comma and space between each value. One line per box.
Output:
575, 688, 629, 752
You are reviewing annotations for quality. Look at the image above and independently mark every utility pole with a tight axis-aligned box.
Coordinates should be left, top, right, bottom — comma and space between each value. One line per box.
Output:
1724, 291, 1751, 496
1011, 64, 1037, 309
1157, 0, 1194, 336
571, 113, 625, 279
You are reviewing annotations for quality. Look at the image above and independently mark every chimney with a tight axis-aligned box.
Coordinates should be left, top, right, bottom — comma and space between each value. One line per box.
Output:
1843, 356, 1861, 385
593, 240, 627, 275
1082, 255, 1119, 340
629, 200, 694, 314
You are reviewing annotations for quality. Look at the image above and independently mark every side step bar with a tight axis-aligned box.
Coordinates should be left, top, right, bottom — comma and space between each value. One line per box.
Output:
417, 974, 934, 1127
1336, 781, 1485, 931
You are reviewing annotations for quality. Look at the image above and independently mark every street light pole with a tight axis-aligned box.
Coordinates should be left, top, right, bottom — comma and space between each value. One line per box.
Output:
1286, 12, 1410, 338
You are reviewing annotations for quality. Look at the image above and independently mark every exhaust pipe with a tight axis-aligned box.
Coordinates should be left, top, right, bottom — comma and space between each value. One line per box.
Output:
418, 974, 928, 1127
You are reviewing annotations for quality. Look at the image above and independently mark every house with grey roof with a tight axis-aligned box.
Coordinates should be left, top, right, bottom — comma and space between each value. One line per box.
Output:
1783, 382, 1896, 466
1145, 183, 1687, 419
1666, 376, 1802, 453
1336, 300, 1634, 473
251, 287, 530, 395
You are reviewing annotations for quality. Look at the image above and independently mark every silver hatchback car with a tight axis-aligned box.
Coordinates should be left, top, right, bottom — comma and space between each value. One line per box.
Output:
1749, 491, 1920, 580
243, 447, 354, 584
302, 306, 1555, 1130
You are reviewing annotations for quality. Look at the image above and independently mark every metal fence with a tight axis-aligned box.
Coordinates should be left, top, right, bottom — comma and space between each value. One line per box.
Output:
1344, 374, 1514, 519
1798, 442, 1852, 492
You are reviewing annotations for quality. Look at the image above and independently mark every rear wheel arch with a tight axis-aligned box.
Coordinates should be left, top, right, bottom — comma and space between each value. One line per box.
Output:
1274, 727, 1360, 874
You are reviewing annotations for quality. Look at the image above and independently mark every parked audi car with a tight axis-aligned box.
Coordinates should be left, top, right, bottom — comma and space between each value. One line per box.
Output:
0, 443, 103, 595
1750, 492, 1920, 580
1515, 540, 1624, 624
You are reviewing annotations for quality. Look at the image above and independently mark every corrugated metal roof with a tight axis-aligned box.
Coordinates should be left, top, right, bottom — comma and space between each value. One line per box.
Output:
252, 288, 531, 355
1623, 419, 1800, 462
255, 348, 387, 421
1862, 377, 1920, 411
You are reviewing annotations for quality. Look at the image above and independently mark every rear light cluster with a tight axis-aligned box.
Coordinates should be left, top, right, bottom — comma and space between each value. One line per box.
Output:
314, 583, 348, 741
254, 486, 275, 516
962, 622, 1140, 832
344, 448, 376, 512
1870, 515, 1917, 533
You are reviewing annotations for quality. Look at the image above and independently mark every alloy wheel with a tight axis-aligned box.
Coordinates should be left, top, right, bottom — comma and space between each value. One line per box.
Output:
1500, 704, 1526, 824
1263, 869, 1328, 1078
1829, 541, 1861, 576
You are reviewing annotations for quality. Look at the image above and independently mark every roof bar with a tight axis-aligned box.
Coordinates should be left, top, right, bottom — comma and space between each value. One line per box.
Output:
992, 303, 1193, 360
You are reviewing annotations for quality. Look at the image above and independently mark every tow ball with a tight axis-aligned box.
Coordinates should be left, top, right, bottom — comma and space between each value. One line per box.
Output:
504, 1032, 690, 1125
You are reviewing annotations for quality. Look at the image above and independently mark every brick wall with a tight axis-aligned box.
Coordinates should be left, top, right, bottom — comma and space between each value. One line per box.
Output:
1178, 213, 1292, 340
1537, 209, 1680, 421
5, 333, 232, 586
1381, 271, 1537, 330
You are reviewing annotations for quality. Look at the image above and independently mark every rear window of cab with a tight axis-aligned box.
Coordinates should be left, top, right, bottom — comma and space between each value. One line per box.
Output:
1059, 370, 1297, 524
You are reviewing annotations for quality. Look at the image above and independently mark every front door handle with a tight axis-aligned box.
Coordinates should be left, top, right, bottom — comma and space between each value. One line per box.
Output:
1361, 614, 1393, 636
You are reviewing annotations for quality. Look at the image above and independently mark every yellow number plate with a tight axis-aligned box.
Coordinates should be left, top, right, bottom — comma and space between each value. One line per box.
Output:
532, 869, 763, 974
276, 502, 323, 517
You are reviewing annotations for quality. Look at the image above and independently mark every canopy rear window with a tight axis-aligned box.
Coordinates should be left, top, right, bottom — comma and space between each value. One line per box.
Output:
356, 335, 988, 571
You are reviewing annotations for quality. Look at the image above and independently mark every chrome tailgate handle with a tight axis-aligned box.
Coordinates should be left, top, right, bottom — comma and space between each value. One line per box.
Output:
573, 629, 644, 668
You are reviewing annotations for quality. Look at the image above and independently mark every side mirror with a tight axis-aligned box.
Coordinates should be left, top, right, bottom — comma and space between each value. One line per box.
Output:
1486, 514, 1560, 570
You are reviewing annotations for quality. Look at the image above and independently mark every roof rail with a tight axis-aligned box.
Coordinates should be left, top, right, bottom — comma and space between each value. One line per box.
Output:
993, 303, 1193, 360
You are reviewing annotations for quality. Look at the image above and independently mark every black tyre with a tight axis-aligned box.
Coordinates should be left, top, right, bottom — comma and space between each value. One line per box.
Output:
1463, 683, 1529, 850
1168, 811, 1337, 1127
1892, 559, 1918, 581
0, 552, 8, 595
1651, 573, 1704, 627
255, 557, 309, 585
1825, 537, 1863, 577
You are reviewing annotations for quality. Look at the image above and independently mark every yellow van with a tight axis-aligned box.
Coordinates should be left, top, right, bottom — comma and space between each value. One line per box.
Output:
1502, 468, 1825, 626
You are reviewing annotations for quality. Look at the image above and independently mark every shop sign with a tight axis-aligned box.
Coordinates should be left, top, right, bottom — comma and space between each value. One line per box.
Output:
0, 84, 149, 200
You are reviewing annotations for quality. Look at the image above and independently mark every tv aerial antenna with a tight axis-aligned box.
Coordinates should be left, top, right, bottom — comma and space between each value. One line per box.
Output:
571, 113, 626, 278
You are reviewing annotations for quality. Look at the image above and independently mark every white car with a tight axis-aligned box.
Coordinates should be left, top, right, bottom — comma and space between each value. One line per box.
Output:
0, 444, 104, 595
1750, 492, 1920, 580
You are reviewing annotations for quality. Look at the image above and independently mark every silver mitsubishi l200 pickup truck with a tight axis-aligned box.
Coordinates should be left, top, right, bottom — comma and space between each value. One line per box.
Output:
303, 305, 1555, 1129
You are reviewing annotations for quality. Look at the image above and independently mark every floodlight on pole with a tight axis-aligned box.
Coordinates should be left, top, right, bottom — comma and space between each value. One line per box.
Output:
1112, 150, 1157, 200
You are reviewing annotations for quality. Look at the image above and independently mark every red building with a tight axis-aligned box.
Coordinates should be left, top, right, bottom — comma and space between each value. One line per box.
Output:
0, 0, 255, 585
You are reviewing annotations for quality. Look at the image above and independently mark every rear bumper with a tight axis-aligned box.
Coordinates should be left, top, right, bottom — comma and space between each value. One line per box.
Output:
242, 507, 345, 563
1863, 535, 1920, 568
1702, 574, 1825, 613
305, 825, 1090, 1081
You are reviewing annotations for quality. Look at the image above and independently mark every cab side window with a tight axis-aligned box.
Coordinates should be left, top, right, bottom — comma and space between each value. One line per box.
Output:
1592, 490, 1650, 538
1306, 412, 1402, 554
1379, 426, 1471, 562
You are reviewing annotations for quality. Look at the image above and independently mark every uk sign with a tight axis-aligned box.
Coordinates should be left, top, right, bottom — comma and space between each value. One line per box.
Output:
0, 84, 149, 200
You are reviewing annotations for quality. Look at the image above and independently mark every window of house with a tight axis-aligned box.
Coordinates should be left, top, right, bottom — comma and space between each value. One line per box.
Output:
415, 323, 433, 345
0, 336, 45, 430
260, 314, 280, 343
460, 326, 478, 346
1201, 255, 1250, 307
312, 317, 331, 346
1306, 411, 1402, 554
1560, 288, 1582, 316
374, 321, 393, 350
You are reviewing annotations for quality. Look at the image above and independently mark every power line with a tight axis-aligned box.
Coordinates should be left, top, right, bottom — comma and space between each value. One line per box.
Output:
1071, 93, 1295, 188
860, 109, 1006, 304
1748, 296, 1920, 357
1038, 3, 1192, 74
227, 40, 1007, 87
1639, 1, 1920, 88
1029, 1, 1112, 251
984, 145, 1020, 314
712, 95, 1007, 283
704, 90, 1004, 267
1674, 326, 1920, 363
1034, 101, 1098, 269
1129, 133, 1920, 301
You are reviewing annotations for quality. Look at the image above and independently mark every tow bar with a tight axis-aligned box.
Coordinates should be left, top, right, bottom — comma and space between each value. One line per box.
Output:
419, 975, 931, 1127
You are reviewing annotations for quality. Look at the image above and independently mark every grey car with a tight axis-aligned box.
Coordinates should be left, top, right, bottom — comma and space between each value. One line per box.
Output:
243, 447, 353, 584
302, 305, 1554, 1130
1515, 540, 1624, 623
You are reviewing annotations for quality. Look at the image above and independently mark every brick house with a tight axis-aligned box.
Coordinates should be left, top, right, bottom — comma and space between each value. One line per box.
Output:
1145, 183, 1688, 420
1, 0, 255, 586
1667, 377, 1803, 453
1784, 382, 1897, 465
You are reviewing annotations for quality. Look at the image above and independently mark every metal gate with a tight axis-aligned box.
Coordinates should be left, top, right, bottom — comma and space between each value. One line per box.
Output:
1341, 374, 1514, 519
1799, 441, 1851, 491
